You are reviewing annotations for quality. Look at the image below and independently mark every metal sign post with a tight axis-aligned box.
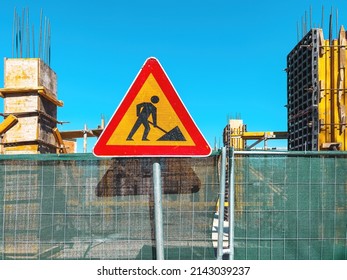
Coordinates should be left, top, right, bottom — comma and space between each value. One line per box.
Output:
93, 57, 211, 260
153, 161, 164, 260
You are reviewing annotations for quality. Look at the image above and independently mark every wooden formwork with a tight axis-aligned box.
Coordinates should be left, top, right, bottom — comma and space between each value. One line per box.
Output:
0, 58, 63, 154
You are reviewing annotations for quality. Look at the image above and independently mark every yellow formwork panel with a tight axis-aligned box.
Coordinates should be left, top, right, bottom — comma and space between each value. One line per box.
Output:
226, 119, 246, 150
318, 27, 347, 150
332, 39, 339, 144
318, 36, 331, 148
336, 27, 347, 150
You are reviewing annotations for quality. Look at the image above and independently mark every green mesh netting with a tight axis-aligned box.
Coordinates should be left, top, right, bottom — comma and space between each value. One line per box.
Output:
232, 152, 347, 260
0, 154, 219, 260
1, 152, 346, 260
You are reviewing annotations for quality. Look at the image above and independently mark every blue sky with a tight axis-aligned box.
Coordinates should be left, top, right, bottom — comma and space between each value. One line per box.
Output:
1, 0, 347, 152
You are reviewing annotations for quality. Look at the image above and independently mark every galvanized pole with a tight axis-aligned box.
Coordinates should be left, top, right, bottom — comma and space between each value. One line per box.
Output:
228, 147, 235, 260
217, 147, 226, 260
83, 124, 87, 153
153, 161, 164, 260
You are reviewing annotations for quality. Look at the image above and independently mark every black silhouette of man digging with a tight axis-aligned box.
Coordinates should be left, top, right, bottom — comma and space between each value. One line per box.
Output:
126, 95, 159, 141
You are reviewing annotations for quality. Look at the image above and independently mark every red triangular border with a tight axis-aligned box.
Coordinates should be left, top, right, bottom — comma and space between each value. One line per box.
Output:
93, 57, 211, 157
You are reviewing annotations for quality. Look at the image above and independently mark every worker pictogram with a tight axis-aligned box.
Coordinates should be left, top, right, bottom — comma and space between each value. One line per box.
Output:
93, 57, 211, 157
126, 95, 160, 141
126, 95, 186, 142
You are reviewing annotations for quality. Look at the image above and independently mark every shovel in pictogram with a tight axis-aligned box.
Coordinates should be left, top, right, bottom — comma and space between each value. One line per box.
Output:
149, 121, 186, 141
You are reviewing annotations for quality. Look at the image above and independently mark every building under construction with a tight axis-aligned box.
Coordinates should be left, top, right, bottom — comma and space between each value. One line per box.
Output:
223, 118, 287, 150
1, 10, 347, 153
0, 9, 346, 261
287, 26, 347, 151
224, 25, 347, 151
0, 57, 104, 154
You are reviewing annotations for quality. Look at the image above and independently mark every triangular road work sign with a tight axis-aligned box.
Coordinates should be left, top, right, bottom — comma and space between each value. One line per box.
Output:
93, 57, 211, 157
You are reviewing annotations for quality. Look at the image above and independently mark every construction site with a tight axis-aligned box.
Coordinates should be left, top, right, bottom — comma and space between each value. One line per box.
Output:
0, 8, 346, 260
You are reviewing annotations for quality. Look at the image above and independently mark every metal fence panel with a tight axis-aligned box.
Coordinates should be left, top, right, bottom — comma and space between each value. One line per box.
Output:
0, 154, 219, 260
232, 152, 347, 260
1, 151, 346, 260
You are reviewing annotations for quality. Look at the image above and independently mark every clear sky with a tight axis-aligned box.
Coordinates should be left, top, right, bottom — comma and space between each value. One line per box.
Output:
1, 0, 347, 152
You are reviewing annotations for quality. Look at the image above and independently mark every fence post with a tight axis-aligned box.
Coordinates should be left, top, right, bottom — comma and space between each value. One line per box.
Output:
153, 161, 164, 260
228, 147, 235, 260
217, 147, 226, 260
